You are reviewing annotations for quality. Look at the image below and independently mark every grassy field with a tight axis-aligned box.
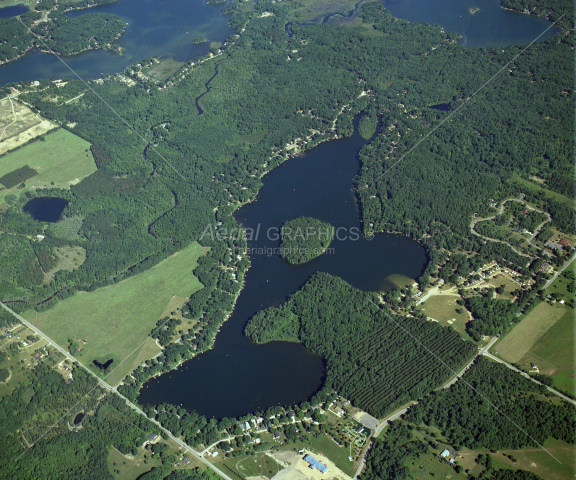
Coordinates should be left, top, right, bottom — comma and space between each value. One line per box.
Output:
0, 128, 96, 199
25, 242, 207, 385
486, 273, 521, 300
231, 453, 283, 478
418, 294, 470, 338
525, 307, 575, 393
496, 302, 566, 363
287, 0, 362, 22
459, 438, 575, 480
408, 449, 467, 480
510, 175, 574, 209
142, 58, 183, 82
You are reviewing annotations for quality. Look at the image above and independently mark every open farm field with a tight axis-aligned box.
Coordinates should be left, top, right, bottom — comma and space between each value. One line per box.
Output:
523, 307, 575, 393
417, 294, 470, 338
495, 302, 566, 363
459, 438, 575, 480
0, 98, 58, 157
25, 242, 207, 385
0, 128, 96, 195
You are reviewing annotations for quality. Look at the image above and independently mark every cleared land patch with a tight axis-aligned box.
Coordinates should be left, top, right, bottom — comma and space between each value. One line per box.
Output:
0, 128, 96, 199
141, 58, 183, 82
42, 245, 86, 284
496, 302, 566, 363
418, 294, 470, 337
0, 98, 57, 156
525, 307, 575, 393
25, 242, 207, 385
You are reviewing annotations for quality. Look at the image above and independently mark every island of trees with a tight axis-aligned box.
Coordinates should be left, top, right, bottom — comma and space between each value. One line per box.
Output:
279, 217, 334, 264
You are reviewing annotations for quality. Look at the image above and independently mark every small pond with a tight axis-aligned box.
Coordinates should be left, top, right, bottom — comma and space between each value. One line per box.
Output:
73, 413, 85, 425
23, 197, 69, 222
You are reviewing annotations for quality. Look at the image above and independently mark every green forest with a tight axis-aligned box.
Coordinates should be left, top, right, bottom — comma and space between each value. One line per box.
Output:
405, 357, 575, 450
279, 216, 334, 264
246, 272, 476, 417
0, 7, 124, 63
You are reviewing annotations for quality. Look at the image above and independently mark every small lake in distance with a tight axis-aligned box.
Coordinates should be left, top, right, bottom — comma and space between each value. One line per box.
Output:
382, 0, 557, 48
0, 4, 28, 18
23, 197, 69, 222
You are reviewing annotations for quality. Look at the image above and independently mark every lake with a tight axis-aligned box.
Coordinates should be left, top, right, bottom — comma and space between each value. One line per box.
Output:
0, 0, 558, 86
138, 119, 428, 419
0, 0, 234, 85
23, 197, 69, 222
382, 0, 557, 48
0, 4, 28, 18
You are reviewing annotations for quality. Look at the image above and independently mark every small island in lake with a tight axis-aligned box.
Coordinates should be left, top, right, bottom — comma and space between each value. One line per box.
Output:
279, 217, 334, 264
193, 36, 208, 44
469, 6, 480, 14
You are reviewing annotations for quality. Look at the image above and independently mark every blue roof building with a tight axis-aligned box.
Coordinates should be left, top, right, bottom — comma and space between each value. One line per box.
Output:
304, 454, 328, 473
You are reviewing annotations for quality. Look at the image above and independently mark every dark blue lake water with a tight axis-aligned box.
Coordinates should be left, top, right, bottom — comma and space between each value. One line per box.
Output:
23, 197, 69, 222
0, 4, 28, 18
0, 0, 233, 85
138, 120, 428, 419
382, 0, 557, 48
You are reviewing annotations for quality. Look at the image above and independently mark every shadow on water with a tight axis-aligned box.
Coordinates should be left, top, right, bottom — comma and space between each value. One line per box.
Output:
138, 117, 428, 418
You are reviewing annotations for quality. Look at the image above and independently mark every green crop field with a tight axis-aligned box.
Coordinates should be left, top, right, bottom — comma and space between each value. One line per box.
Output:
25, 242, 207, 385
525, 307, 575, 393
496, 302, 566, 363
0, 128, 96, 195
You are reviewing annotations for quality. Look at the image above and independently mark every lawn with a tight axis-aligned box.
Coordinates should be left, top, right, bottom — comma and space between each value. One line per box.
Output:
408, 449, 467, 480
232, 453, 282, 478
417, 294, 470, 338
25, 242, 207, 385
0, 128, 96, 198
486, 274, 520, 300
525, 307, 575, 393
495, 302, 566, 363
42, 246, 86, 285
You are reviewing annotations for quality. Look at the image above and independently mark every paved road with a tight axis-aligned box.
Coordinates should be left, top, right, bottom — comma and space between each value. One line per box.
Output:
469, 198, 554, 260
544, 252, 576, 289
483, 352, 576, 406
443, 336, 499, 388
0, 302, 232, 480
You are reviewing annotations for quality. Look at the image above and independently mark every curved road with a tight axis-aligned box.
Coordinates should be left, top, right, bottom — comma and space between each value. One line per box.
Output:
0, 302, 232, 480
470, 198, 552, 259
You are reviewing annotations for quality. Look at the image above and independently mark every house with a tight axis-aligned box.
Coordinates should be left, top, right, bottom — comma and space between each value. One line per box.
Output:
559, 238, 571, 247
245, 422, 251, 431
182, 458, 190, 465
303, 454, 328, 473
274, 433, 280, 439
147, 433, 158, 442
540, 263, 551, 273
333, 406, 344, 416
440, 450, 450, 458
531, 363, 537, 369
355, 426, 364, 434
449, 458, 455, 465
342, 400, 350, 406
211, 451, 218, 457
